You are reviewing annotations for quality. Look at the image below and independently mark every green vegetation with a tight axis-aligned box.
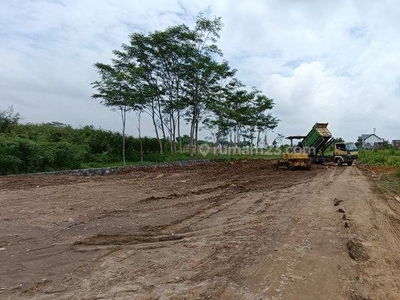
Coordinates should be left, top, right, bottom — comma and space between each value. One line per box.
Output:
92, 14, 278, 160
0, 108, 277, 175
358, 148, 400, 195
0, 120, 165, 175
358, 149, 400, 166
1, 16, 280, 175
377, 173, 400, 195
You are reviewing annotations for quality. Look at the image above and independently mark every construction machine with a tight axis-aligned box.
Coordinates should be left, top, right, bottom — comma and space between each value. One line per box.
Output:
277, 136, 311, 170
277, 123, 358, 169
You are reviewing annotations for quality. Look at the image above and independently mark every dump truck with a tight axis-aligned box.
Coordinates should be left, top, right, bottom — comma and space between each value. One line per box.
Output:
301, 123, 358, 166
277, 123, 358, 169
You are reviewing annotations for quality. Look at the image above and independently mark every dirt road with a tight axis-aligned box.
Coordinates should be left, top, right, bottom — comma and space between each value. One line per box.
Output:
1, 160, 400, 299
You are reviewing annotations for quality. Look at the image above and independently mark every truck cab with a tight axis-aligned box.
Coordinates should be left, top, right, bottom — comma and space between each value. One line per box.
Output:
334, 142, 358, 166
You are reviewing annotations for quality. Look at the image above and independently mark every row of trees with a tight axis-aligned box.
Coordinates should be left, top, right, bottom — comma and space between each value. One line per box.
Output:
0, 104, 276, 174
92, 15, 278, 164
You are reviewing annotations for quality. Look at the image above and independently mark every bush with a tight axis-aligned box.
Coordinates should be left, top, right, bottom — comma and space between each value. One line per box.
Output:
358, 149, 400, 166
53, 142, 88, 170
0, 155, 23, 175
0, 123, 170, 174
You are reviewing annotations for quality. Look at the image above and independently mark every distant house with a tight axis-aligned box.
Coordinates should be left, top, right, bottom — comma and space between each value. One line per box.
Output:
358, 133, 384, 150
393, 140, 400, 148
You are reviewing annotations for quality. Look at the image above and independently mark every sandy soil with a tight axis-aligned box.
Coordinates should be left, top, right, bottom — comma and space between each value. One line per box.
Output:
1, 160, 400, 299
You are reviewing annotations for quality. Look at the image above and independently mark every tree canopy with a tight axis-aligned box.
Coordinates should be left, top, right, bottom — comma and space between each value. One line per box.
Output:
92, 14, 279, 158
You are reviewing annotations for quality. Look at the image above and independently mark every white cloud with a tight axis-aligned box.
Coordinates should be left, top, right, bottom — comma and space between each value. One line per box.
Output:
0, 0, 399, 142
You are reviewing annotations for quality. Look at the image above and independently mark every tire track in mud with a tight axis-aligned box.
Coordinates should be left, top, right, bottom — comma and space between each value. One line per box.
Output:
241, 166, 365, 300
71, 185, 253, 248
137, 183, 233, 205
335, 166, 400, 300
73, 232, 184, 246
179, 169, 337, 299
146, 172, 320, 238
70, 166, 327, 298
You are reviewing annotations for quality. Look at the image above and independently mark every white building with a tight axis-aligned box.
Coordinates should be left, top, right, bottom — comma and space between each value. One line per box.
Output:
359, 133, 384, 149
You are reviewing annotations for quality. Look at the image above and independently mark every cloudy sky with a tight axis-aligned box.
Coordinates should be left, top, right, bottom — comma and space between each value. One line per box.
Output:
1, 0, 399, 143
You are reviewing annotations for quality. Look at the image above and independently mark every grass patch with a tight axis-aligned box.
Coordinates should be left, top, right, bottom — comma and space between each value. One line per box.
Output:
358, 149, 400, 166
377, 172, 400, 195
361, 150, 400, 195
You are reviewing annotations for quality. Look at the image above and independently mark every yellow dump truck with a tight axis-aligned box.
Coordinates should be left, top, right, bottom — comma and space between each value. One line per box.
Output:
278, 123, 358, 169
330, 141, 358, 166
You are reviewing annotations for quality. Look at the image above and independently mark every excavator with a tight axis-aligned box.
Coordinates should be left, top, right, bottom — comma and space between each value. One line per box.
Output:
277, 123, 358, 169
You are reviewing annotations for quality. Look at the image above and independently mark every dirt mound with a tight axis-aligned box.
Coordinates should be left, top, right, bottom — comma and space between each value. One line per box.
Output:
346, 239, 370, 262
364, 165, 399, 175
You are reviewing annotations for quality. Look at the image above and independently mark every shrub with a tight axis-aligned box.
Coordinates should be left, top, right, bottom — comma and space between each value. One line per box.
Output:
53, 142, 88, 170
0, 155, 23, 175
0, 122, 170, 174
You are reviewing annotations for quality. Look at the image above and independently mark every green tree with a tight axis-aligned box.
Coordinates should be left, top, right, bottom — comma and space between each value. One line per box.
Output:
92, 63, 143, 165
116, 31, 166, 154
92, 14, 278, 157
185, 15, 224, 155
205, 86, 278, 147
0, 106, 20, 132
149, 25, 195, 153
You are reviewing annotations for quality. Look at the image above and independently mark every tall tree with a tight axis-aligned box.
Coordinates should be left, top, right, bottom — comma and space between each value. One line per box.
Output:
92, 63, 143, 165
117, 32, 166, 153
149, 25, 195, 152
185, 15, 224, 155
205, 86, 278, 147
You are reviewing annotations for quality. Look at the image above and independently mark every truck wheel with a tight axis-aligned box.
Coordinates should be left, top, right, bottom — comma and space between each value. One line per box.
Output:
347, 161, 353, 166
335, 158, 343, 166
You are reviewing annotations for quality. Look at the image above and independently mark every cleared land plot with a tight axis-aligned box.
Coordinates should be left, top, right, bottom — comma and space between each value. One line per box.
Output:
1, 160, 400, 299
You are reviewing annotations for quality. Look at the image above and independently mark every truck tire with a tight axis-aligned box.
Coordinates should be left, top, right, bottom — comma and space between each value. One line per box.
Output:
347, 161, 353, 166
335, 158, 343, 166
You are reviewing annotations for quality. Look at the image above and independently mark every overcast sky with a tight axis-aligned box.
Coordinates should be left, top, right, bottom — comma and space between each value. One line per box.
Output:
1, 0, 399, 143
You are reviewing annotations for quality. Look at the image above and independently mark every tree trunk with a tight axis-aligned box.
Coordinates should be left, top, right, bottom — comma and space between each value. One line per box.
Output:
176, 80, 181, 153
151, 101, 163, 154
257, 130, 261, 149
137, 111, 143, 163
195, 110, 199, 156
157, 98, 166, 140
250, 127, 255, 148
189, 104, 196, 156
169, 112, 173, 152
120, 107, 127, 166
264, 132, 268, 147
171, 111, 176, 152
177, 109, 182, 153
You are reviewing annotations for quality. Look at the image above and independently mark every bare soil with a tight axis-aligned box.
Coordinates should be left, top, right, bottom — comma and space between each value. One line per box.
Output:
1, 160, 400, 299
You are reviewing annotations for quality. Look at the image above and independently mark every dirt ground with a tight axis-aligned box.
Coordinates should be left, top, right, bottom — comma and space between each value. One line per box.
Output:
1, 160, 400, 300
